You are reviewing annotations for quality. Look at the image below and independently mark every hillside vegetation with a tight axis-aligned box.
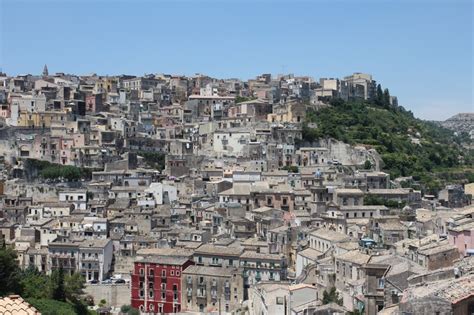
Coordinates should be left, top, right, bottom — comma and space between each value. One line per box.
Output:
303, 97, 473, 194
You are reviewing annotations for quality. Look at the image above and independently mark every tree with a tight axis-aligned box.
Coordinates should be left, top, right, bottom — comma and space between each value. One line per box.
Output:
27, 298, 77, 315
363, 160, 372, 170
20, 266, 51, 299
383, 88, 391, 107
50, 268, 66, 302
64, 273, 85, 300
376, 84, 383, 105
120, 305, 132, 313
322, 287, 343, 305
128, 308, 140, 315
0, 242, 21, 296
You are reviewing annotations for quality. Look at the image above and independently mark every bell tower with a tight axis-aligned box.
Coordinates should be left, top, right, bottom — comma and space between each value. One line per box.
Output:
42, 64, 49, 77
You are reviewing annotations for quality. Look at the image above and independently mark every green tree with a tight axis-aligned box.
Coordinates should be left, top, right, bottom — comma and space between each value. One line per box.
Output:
0, 242, 21, 296
20, 266, 51, 299
376, 84, 384, 105
363, 160, 372, 170
64, 273, 85, 300
322, 287, 343, 305
120, 305, 132, 313
27, 298, 77, 315
50, 268, 66, 302
383, 88, 391, 107
128, 308, 140, 315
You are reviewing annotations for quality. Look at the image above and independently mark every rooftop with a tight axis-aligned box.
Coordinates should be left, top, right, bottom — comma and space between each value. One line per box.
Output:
182, 265, 237, 277
0, 295, 40, 315
335, 250, 370, 265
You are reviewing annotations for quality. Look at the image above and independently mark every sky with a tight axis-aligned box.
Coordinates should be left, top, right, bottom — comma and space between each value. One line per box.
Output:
0, 0, 472, 120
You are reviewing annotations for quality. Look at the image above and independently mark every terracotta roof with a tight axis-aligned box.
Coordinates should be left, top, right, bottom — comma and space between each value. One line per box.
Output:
0, 295, 40, 314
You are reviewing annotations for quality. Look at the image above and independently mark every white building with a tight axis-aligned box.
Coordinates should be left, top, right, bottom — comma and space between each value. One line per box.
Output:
213, 130, 251, 157
59, 190, 87, 211
78, 239, 113, 282
145, 182, 178, 205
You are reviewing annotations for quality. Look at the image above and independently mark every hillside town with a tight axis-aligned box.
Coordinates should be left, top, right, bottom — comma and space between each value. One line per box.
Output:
0, 68, 473, 315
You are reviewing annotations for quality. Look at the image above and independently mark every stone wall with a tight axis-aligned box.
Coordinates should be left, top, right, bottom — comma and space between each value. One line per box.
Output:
84, 283, 131, 308
4, 179, 59, 201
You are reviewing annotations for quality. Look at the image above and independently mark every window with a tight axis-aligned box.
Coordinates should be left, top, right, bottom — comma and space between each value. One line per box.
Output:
378, 278, 385, 289
162, 270, 166, 277
170, 270, 174, 276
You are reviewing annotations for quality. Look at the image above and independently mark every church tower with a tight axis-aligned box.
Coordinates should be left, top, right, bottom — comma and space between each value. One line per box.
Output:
42, 64, 49, 77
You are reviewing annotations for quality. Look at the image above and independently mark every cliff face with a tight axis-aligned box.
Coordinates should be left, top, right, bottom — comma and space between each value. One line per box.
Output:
441, 113, 474, 134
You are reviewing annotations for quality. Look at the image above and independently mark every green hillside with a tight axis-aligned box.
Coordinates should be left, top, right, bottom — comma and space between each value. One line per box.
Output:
303, 97, 473, 194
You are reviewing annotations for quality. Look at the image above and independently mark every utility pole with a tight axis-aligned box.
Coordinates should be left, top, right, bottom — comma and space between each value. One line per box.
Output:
218, 295, 221, 315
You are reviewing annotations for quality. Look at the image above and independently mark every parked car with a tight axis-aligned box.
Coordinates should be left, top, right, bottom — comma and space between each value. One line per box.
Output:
114, 279, 126, 284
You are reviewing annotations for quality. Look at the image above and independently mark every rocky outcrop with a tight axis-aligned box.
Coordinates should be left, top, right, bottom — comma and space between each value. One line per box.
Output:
440, 113, 474, 134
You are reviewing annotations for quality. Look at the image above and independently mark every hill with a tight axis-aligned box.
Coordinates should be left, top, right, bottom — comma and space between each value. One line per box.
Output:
440, 112, 474, 137
302, 98, 473, 194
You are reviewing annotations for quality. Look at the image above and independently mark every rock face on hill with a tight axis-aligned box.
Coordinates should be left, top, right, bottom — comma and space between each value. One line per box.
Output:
441, 113, 474, 135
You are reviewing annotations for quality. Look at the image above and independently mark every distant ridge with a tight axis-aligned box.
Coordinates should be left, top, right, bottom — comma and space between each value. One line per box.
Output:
441, 113, 474, 134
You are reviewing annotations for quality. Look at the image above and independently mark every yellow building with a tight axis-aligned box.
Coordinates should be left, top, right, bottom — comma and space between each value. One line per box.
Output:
94, 77, 118, 94
465, 183, 474, 201
18, 111, 69, 128
267, 102, 306, 123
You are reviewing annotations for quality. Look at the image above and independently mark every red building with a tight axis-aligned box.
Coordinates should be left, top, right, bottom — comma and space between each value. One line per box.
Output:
85, 93, 103, 113
131, 256, 194, 313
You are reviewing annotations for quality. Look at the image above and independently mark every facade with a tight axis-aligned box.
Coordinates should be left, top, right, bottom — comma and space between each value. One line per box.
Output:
181, 265, 244, 313
131, 256, 194, 313
78, 239, 113, 282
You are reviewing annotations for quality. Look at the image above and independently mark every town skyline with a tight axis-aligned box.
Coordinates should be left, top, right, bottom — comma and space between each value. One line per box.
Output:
2, 64, 471, 122
1, 0, 472, 120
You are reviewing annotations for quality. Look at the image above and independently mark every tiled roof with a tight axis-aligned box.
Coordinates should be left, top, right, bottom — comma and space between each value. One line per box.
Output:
0, 295, 40, 314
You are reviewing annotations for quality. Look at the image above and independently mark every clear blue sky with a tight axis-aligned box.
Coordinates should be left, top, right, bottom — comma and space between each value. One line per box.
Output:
1, 0, 472, 120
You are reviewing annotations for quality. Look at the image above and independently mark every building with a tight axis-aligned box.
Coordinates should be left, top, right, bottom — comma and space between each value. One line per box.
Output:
131, 255, 194, 313
78, 239, 113, 282
399, 273, 474, 315
181, 265, 244, 313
